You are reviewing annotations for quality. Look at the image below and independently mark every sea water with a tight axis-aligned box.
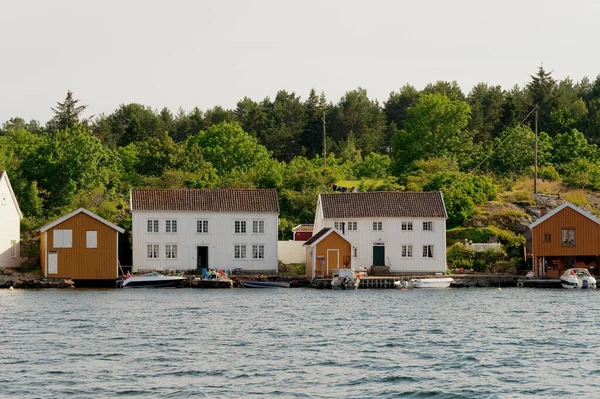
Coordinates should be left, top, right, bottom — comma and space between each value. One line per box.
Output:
0, 287, 599, 398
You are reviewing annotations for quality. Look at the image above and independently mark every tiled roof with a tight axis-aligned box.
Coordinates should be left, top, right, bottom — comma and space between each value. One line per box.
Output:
303, 228, 332, 246
320, 191, 446, 219
292, 224, 314, 232
131, 189, 279, 213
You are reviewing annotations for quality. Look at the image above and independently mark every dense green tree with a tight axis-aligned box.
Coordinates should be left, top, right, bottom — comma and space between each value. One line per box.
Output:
422, 81, 465, 101
301, 89, 326, 158
392, 93, 472, 175
467, 83, 505, 143
526, 65, 558, 134
488, 125, 552, 176
551, 129, 597, 167
262, 90, 307, 161
383, 85, 419, 129
202, 106, 237, 128
171, 107, 205, 142
48, 90, 88, 131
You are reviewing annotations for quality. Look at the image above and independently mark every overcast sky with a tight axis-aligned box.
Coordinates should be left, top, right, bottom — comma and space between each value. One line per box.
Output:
1, 0, 599, 124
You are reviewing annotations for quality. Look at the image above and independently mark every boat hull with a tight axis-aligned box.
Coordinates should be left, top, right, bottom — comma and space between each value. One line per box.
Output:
331, 277, 360, 290
560, 277, 597, 289
414, 278, 453, 288
122, 277, 186, 288
239, 280, 290, 288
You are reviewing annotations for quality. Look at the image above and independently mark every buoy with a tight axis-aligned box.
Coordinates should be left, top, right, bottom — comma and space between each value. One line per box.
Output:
517, 281, 524, 288
8, 286, 14, 290
497, 287, 501, 291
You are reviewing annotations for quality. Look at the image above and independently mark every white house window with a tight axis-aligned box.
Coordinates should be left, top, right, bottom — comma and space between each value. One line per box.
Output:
197, 220, 208, 233
53, 229, 73, 248
10, 240, 17, 258
165, 244, 178, 259
402, 245, 413, 257
423, 221, 433, 231
234, 244, 246, 259
402, 222, 413, 231
147, 220, 159, 233
147, 244, 159, 259
86, 231, 97, 249
373, 222, 382, 231
353, 247, 358, 258
235, 220, 247, 234
347, 222, 357, 231
165, 220, 178, 233
334, 222, 342, 230
252, 244, 265, 259
253, 220, 265, 234
422, 245, 433, 258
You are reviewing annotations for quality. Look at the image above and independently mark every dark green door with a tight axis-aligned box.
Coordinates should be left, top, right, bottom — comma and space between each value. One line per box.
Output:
197, 246, 208, 270
373, 246, 385, 266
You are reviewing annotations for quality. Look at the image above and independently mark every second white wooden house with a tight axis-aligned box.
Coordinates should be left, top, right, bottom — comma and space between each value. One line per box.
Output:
313, 191, 448, 274
130, 189, 279, 274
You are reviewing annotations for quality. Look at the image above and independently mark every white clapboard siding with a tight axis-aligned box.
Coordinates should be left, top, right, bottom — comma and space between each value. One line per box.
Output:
317, 217, 447, 274
131, 211, 278, 273
0, 173, 21, 268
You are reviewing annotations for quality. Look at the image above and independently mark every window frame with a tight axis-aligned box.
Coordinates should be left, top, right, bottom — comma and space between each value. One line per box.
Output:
53, 229, 73, 248
252, 244, 265, 259
543, 233, 551, 242
196, 219, 209, 234
402, 245, 413, 258
422, 245, 433, 258
165, 219, 178, 233
423, 221, 433, 231
373, 221, 382, 231
235, 220, 247, 234
234, 244, 247, 259
165, 244, 178, 259
401, 221, 413, 231
147, 219, 159, 233
252, 220, 265, 234
561, 228, 575, 246
147, 244, 159, 259
347, 222, 357, 231
86, 231, 98, 249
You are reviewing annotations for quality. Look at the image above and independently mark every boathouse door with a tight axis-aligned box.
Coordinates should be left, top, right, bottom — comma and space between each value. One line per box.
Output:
48, 252, 58, 275
327, 249, 339, 276
197, 246, 208, 270
373, 245, 385, 266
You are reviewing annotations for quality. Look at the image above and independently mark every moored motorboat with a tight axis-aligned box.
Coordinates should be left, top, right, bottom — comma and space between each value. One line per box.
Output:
412, 277, 453, 288
560, 268, 597, 289
121, 272, 186, 288
239, 280, 290, 288
331, 268, 360, 290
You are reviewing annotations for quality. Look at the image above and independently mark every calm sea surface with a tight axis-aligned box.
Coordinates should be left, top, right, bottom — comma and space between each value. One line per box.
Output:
1, 287, 599, 398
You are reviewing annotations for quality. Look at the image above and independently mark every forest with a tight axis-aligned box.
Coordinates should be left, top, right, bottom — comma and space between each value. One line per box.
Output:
2, 66, 600, 241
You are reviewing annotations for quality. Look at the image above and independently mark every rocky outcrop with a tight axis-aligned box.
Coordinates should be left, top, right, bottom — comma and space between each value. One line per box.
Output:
0, 276, 75, 289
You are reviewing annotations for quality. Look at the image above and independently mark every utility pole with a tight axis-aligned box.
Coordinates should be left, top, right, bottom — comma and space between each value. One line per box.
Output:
534, 105, 539, 194
322, 107, 327, 168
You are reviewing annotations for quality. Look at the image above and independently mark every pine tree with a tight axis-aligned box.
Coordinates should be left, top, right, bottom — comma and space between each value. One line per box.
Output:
49, 90, 88, 131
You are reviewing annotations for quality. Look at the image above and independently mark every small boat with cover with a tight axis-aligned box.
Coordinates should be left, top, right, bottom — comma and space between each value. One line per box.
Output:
560, 268, 597, 289
331, 268, 360, 290
239, 280, 290, 288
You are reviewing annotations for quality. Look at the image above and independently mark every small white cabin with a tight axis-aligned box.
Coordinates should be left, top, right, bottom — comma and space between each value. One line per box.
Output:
0, 171, 23, 268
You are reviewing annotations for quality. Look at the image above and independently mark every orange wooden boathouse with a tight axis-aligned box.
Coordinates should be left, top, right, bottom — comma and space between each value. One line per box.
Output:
529, 202, 600, 277
35, 208, 125, 283
304, 227, 353, 278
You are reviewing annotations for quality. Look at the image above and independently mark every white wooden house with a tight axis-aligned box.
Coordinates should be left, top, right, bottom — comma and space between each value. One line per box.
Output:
313, 191, 447, 274
130, 189, 279, 274
0, 171, 23, 268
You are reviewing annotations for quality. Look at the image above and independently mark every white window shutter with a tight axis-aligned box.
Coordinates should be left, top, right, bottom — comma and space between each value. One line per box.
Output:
86, 231, 98, 248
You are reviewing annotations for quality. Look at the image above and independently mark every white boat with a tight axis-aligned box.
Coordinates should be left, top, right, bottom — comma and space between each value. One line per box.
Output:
121, 272, 186, 288
413, 277, 454, 288
331, 269, 360, 290
560, 268, 597, 289
394, 279, 415, 289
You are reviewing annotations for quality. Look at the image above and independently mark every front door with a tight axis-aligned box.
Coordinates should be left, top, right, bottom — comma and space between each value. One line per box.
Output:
373, 246, 385, 266
48, 252, 58, 275
197, 246, 208, 270
327, 249, 339, 276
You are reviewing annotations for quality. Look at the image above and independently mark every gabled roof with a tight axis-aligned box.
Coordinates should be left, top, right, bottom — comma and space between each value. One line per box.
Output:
292, 224, 314, 232
319, 191, 447, 219
34, 208, 125, 234
0, 171, 23, 219
529, 202, 600, 229
130, 189, 279, 213
303, 227, 354, 247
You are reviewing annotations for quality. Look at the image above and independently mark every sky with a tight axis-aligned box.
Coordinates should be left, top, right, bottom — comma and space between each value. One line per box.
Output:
1, 0, 599, 124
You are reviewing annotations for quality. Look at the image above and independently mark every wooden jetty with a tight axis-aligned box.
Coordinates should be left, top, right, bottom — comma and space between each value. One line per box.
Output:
190, 278, 233, 288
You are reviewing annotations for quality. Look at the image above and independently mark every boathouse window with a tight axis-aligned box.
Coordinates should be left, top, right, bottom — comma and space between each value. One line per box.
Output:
422, 245, 433, 258
235, 220, 246, 234
353, 247, 358, 258
253, 220, 265, 234
147, 244, 159, 258
147, 220, 159, 233
234, 244, 246, 259
561, 229, 575, 246
373, 222, 382, 231
10, 240, 17, 258
402, 245, 413, 257
252, 244, 265, 259
347, 222, 357, 231
86, 231, 97, 249
423, 221, 433, 231
53, 229, 72, 248
544, 233, 551, 242
197, 220, 208, 233
165, 220, 178, 233
401, 222, 413, 231
165, 244, 178, 259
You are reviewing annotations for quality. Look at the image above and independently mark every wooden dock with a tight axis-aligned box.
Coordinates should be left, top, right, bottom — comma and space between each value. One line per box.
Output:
190, 279, 233, 288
